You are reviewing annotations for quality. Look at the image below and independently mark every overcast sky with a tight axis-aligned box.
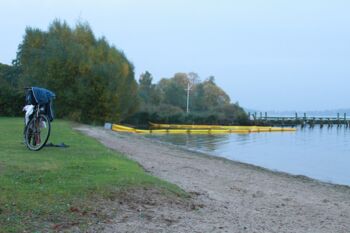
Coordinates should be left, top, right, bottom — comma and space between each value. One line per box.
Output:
1, 0, 349, 111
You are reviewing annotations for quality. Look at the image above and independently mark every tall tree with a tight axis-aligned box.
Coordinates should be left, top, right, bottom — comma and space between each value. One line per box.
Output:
138, 71, 153, 105
157, 73, 187, 110
202, 76, 230, 109
14, 20, 138, 123
0, 63, 22, 116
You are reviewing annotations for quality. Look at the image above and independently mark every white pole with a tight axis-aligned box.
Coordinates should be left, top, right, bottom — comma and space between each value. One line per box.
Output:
186, 82, 190, 113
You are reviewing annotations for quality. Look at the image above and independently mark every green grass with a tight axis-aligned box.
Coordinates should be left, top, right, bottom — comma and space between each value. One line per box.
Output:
0, 117, 184, 232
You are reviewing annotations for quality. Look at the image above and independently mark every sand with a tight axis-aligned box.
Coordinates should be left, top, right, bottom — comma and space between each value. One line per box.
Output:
75, 125, 350, 233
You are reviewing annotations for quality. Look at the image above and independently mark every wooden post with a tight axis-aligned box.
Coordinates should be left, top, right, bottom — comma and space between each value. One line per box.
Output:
343, 113, 346, 126
311, 117, 315, 128
337, 113, 340, 125
254, 112, 257, 125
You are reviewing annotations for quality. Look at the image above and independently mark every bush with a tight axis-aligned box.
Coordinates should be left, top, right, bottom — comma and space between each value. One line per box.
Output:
123, 103, 249, 127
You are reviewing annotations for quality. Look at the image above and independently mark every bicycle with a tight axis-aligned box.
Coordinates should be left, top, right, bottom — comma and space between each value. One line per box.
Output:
23, 87, 55, 151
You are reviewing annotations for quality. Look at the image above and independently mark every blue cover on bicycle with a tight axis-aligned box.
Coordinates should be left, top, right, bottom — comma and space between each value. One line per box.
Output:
27, 87, 56, 121
31, 87, 55, 105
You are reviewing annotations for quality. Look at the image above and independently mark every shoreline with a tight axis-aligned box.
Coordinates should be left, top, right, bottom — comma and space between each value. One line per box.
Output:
143, 133, 350, 190
76, 125, 350, 233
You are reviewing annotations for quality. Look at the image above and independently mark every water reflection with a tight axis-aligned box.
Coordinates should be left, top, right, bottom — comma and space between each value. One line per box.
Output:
157, 134, 232, 152
146, 127, 350, 186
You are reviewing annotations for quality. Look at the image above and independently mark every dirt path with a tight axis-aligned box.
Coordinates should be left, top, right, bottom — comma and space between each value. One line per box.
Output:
76, 126, 350, 233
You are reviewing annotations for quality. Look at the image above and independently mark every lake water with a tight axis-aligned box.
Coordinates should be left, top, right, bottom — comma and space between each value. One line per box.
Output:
145, 126, 350, 186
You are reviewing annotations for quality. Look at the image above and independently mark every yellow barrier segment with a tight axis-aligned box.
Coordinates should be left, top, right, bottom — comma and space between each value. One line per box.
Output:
149, 122, 287, 130
112, 124, 296, 134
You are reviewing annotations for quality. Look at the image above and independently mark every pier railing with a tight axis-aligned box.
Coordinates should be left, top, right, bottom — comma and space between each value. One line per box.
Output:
248, 112, 349, 127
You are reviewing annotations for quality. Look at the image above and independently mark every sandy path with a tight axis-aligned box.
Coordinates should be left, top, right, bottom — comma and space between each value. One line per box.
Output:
76, 126, 350, 233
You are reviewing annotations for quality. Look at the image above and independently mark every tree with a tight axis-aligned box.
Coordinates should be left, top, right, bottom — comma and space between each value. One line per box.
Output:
191, 82, 206, 111
13, 20, 138, 123
157, 73, 187, 110
0, 63, 22, 116
138, 71, 153, 105
202, 76, 230, 109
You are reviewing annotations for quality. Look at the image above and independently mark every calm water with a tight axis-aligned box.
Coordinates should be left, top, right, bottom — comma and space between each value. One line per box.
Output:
145, 127, 350, 186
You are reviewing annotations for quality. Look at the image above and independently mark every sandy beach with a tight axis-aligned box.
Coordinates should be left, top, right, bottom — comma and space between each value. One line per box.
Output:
76, 126, 350, 233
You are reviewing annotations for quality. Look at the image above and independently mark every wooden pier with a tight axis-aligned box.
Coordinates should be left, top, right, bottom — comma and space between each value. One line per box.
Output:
248, 112, 350, 128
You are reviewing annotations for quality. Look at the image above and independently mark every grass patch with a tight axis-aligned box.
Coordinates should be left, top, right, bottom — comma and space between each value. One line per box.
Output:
0, 117, 185, 232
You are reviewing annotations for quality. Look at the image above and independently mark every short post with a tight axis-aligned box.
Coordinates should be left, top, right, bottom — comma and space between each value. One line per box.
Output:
343, 113, 346, 126
254, 112, 257, 125
104, 122, 112, 129
337, 113, 340, 125
311, 117, 315, 128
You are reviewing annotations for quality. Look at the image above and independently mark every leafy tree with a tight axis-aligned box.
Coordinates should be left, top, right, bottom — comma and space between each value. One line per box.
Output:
13, 20, 138, 123
157, 74, 187, 110
138, 71, 160, 108
201, 76, 230, 109
0, 63, 22, 116
191, 82, 206, 111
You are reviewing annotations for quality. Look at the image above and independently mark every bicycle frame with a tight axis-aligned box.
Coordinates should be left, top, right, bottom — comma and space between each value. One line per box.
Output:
23, 87, 54, 151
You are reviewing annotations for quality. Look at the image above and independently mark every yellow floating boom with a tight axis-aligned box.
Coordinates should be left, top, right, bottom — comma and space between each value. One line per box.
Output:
112, 124, 296, 134
149, 122, 279, 130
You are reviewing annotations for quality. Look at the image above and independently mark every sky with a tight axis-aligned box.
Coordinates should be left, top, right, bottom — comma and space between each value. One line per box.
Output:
1, 0, 350, 111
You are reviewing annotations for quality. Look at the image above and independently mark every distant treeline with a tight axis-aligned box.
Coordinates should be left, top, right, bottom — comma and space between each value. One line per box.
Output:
124, 72, 249, 126
0, 20, 248, 125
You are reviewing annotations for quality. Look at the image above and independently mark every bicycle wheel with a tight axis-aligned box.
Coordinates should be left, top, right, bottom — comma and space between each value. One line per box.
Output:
24, 114, 51, 151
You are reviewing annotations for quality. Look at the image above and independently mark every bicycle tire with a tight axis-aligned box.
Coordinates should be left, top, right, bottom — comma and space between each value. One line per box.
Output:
24, 114, 51, 151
